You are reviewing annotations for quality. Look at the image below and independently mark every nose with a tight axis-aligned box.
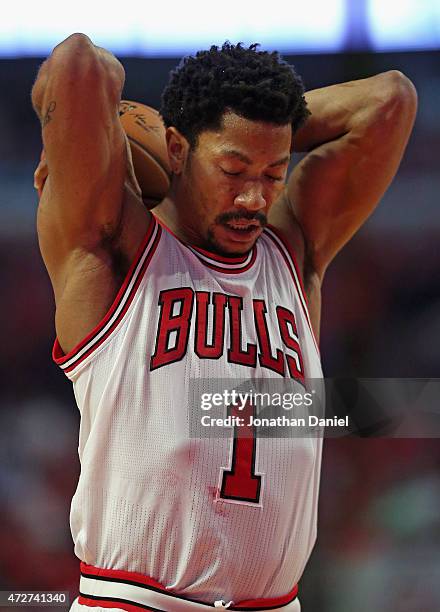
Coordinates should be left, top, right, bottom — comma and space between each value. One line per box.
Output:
234, 180, 266, 211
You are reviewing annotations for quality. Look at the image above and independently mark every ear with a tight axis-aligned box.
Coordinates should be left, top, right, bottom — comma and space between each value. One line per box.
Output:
166, 127, 190, 175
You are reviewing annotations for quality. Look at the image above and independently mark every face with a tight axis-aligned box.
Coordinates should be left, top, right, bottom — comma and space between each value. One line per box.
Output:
171, 111, 291, 256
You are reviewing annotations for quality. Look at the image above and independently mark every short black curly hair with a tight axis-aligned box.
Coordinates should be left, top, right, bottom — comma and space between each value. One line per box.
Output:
160, 42, 310, 148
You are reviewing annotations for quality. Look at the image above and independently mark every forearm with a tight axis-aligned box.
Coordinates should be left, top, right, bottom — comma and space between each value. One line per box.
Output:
292, 71, 417, 153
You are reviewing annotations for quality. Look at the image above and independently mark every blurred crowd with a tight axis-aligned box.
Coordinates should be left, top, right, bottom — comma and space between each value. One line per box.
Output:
1, 50, 439, 611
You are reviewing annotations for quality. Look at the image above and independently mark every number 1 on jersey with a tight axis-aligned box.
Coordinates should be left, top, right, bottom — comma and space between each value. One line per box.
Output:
219, 401, 262, 504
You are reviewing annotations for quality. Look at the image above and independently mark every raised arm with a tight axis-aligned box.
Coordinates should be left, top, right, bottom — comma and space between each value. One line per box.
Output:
31, 33, 129, 289
283, 70, 417, 281
32, 34, 153, 354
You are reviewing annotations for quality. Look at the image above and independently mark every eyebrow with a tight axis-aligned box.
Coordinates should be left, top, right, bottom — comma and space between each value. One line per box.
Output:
220, 149, 290, 168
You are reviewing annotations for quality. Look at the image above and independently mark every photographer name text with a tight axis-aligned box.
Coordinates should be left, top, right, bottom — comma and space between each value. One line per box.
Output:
200, 415, 348, 428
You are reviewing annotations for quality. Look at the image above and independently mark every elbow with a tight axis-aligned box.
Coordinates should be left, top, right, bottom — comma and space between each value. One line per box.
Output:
51, 33, 124, 98
51, 32, 95, 59
348, 70, 418, 154
380, 70, 418, 123
32, 34, 124, 125
49, 33, 96, 75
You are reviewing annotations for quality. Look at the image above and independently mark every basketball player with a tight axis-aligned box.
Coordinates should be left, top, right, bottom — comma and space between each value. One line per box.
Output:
32, 34, 417, 611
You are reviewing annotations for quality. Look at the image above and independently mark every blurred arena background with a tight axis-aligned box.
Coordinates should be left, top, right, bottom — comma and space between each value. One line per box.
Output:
1, 1, 439, 610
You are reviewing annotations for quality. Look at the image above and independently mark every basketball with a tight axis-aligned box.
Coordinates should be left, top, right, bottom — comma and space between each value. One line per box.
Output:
119, 100, 171, 208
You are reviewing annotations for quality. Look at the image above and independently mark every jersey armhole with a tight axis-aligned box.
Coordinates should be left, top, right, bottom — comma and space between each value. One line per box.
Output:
53, 215, 161, 377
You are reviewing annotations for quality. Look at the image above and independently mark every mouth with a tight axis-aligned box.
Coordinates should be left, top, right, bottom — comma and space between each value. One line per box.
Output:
221, 222, 261, 242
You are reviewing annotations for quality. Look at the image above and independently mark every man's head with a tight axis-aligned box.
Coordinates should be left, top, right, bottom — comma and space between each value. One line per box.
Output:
159, 43, 309, 256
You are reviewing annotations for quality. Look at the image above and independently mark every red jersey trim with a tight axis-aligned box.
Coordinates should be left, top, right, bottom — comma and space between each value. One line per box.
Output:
53, 216, 160, 375
79, 562, 298, 611
264, 226, 319, 354
77, 599, 156, 612
154, 215, 258, 273
188, 245, 258, 274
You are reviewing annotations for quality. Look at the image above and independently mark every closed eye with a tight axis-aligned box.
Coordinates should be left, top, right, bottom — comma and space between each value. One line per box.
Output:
220, 168, 284, 182
220, 168, 242, 177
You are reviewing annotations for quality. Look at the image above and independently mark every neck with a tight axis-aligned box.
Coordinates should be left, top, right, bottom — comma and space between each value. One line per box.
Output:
152, 195, 177, 230
153, 177, 183, 230
153, 186, 204, 249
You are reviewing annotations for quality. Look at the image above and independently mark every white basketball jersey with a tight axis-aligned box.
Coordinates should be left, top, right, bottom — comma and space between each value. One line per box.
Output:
54, 214, 323, 604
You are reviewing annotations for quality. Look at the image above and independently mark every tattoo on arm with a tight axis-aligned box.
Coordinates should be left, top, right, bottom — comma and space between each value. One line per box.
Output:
42, 100, 56, 127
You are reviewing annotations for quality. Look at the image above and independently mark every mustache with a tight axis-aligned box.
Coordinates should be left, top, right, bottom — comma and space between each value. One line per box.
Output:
217, 212, 267, 226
